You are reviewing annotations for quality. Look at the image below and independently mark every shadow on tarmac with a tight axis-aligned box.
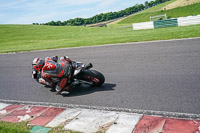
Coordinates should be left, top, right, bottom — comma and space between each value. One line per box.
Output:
62, 83, 116, 97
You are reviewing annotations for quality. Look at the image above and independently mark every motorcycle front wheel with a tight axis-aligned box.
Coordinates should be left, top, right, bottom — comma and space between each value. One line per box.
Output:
79, 69, 105, 87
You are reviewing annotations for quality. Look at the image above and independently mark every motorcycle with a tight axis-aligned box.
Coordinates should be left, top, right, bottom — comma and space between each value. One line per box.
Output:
32, 60, 105, 92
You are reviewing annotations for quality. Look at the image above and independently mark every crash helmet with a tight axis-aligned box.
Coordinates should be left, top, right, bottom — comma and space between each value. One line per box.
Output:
32, 58, 45, 72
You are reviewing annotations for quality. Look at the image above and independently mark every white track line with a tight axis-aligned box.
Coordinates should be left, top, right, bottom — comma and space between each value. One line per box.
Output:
0, 103, 10, 110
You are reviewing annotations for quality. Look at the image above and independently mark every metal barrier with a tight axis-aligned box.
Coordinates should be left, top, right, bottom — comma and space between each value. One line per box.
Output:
132, 15, 200, 30
178, 15, 200, 26
154, 18, 178, 28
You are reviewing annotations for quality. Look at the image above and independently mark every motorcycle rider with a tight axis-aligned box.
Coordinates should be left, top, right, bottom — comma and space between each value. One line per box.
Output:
32, 56, 84, 94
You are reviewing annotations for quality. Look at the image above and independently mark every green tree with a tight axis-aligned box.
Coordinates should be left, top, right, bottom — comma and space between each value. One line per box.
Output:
40, 0, 171, 26
145, 1, 149, 8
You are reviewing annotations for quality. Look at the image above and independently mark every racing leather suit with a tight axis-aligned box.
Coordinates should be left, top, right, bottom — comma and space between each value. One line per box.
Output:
39, 56, 73, 92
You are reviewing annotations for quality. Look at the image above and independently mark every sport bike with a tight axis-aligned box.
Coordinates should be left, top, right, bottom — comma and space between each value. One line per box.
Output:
32, 61, 105, 90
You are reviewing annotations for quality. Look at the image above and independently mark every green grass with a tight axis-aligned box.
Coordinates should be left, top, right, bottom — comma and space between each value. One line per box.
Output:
0, 122, 82, 133
0, 24, 200, 53
107, 0, 176, 26
140, 0, 177, 13
0, 122, 32, 133
119, 3, 200, 24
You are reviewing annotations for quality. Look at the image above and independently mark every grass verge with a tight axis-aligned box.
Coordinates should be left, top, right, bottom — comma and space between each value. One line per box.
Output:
0, 24, 200, 53
0, 121, 32, 133
0, 122, 83, 133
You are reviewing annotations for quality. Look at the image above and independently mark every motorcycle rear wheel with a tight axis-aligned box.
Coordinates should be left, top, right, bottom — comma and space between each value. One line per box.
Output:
79, 69, 105, 87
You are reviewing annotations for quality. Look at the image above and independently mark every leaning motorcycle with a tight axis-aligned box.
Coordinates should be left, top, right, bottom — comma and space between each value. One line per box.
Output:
32, 60, 105, 90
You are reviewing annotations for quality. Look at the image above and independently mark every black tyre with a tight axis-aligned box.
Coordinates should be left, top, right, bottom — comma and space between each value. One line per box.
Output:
79, 69, 105, 87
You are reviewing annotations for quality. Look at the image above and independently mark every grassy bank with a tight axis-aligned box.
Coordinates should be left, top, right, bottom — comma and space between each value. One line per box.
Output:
0, 24, 200, 53
139, 0, 177, 13
119, 3, 200, 24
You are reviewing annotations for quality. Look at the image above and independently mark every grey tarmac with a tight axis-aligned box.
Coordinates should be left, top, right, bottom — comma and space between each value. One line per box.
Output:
0, 38, 200, 115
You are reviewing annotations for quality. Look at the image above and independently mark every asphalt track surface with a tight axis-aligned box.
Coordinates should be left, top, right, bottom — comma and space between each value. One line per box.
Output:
0, 38, 200, 115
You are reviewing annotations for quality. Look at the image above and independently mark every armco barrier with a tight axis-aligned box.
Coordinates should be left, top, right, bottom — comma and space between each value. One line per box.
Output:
178, 15, 200, 26
154, 18, 178, 28
132, 21, 154, 30
133, 15, 200, 30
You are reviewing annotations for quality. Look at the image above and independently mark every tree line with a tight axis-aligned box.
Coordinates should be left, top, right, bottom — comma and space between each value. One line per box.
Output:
34, 0, 170, 26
